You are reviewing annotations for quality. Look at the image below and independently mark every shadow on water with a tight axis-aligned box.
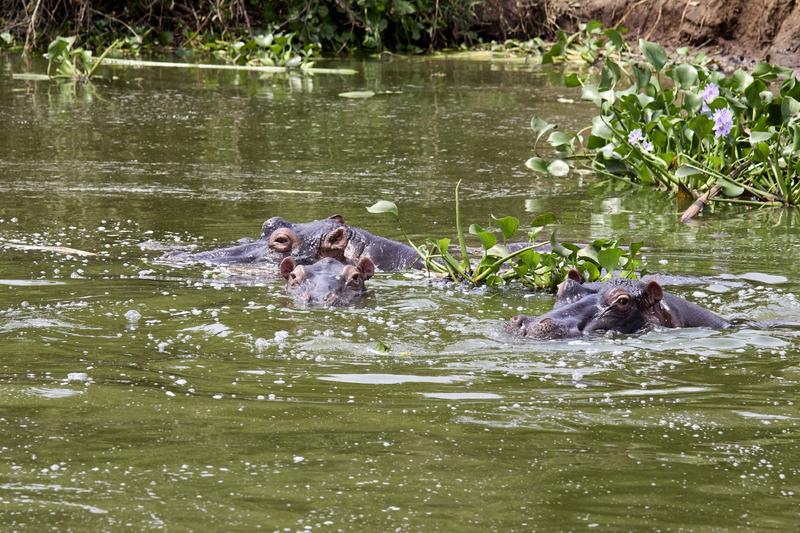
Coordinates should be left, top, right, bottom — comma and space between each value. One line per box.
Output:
1, 52, 799, 529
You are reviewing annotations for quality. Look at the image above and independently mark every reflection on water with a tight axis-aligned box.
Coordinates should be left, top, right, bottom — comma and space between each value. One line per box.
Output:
1, 52, 799, 529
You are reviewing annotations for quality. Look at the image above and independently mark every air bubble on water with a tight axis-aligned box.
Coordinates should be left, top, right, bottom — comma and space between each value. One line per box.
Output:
254, 338, 270, 352
293, 456, 304, 463
125, 309, 142, 323
66, 372, 89, 383
274, 330, 289, 343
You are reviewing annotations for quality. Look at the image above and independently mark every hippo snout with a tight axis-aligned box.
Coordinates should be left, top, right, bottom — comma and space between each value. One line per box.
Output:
505, 315, 572, 340
506, 315, 530, 335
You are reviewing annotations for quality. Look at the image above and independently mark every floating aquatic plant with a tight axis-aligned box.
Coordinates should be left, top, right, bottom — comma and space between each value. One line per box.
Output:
526, 32, 800, 215
368, 181, 644, 290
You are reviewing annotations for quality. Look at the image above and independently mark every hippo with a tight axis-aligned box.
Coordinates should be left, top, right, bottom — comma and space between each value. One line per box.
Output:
159, 215, 419, 272
507, 270, 728, 339
279, 256, 375, 306
160, 215, 346, 266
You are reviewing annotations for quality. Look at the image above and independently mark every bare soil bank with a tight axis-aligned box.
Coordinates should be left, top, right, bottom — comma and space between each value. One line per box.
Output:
478, 0, 800, 68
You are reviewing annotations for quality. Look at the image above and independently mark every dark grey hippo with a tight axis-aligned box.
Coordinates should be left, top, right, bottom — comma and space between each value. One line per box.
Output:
160, 215, 419, 271
507, 270, 728, 339
279, 256, 375, 307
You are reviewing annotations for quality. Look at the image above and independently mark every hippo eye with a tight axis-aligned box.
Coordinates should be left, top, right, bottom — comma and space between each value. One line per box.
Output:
615, 295, 630, 308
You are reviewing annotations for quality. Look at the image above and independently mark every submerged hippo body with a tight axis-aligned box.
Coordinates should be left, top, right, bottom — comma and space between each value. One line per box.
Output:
507, 270, 728, 340
160, 215, 419, 271
280, 256, 375, 306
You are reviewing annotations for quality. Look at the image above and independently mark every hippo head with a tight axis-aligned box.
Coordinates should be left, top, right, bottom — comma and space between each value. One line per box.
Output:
507, 272, 664, 339
279, 256, 375, 307
261, 214, 350, 265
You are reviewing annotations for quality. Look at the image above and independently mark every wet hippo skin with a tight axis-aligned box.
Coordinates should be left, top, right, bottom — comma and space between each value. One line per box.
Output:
507, 269, 729, 339
279, 256, 375, 307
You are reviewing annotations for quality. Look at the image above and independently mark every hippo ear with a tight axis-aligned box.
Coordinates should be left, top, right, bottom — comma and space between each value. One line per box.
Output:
279, 257, 297, 280
643, 280, 663, 307
357, 257, 375, 280
327, 214, 345, 224
323, 227, 349, 251
567, 269, 583, 284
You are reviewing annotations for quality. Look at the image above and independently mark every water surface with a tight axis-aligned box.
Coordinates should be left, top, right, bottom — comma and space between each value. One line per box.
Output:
1, 53, 799, 530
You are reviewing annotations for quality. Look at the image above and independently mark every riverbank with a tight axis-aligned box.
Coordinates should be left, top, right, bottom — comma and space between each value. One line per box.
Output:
3, 1, 799, 68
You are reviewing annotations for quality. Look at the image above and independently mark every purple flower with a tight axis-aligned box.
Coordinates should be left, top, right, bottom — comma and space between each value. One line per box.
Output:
628, 129, 643, 144
700, 83, 719, 102
640, 140, 653, 152
712, 107, 733, 138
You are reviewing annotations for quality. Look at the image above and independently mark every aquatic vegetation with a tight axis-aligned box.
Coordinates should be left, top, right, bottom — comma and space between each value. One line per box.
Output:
4, 0, 482, 54
540, 20, 628, 66
45, 36, 119, 81
527, 36, 800, 212
195, 31, 319, 68
368, 181, 644, 290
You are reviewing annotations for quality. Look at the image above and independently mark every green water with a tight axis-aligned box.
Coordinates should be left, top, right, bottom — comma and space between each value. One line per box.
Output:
1, 54, 799, 530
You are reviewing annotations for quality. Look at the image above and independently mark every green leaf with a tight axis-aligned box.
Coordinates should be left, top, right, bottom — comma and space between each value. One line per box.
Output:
604, 29, 624, 50
564, 73, 582, 87
598, 248, 624, 273
525, 157, 549, 174
731, 69, 754, 92
531, 116, 556, 144
468, 223, 497, 250
46, 36, 75, 59
631, 63, 652, 90
751, 62, 791, 81
599, 59, 622, 91
744, 80, 768, 108
494, 216, 519, 240
782, 96, 800, 119
547, 131, 573, 148
577, 245, 600, 264
639, 39, 667, 71
375, 340, 391, 353
254, 33, 274, 47
366, 200, 398, 217
547, 159, 570, 177
587, 135, 609, 149
792, 125, 800, 154
717, 178, 744, 197
749, 130, 774, 144
675, 165, 703, 178
683, 91, 702, 113
486, 243, 510, 257
592, 115, 614, 140
672, 63, 698, 89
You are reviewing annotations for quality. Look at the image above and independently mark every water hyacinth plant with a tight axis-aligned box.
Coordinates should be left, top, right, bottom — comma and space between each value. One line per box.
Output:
45, 35, 120, 81
527, 37, 800, 212
368, 181, 644, 290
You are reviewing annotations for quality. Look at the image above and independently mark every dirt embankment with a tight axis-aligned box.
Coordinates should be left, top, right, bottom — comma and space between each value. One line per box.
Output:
478, 0, 800, 68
